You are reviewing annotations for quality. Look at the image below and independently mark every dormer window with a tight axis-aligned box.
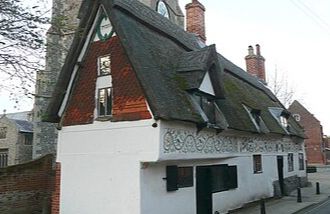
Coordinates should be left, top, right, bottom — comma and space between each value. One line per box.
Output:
280, 116, 288, 128
268, 107, 291, 133
250, 109, 261, 127
156, 0, 170, 19
98, 55, 111, 76
194, 93, 216, 124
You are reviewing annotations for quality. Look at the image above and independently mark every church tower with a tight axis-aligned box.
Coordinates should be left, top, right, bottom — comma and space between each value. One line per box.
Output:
32, 0, 184, 158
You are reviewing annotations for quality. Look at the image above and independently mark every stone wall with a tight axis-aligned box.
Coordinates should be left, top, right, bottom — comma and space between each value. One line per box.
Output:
0, 154, 55, 214
32, 0, 82, 159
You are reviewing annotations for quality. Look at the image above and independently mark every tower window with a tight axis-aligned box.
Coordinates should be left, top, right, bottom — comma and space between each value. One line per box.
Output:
0, 127, 7, 139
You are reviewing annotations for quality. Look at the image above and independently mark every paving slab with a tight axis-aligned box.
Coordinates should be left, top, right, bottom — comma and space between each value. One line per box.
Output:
230, 170, 330, 214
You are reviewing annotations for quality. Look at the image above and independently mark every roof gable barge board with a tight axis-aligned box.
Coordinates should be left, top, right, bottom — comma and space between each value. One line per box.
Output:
45, 1, 100, 122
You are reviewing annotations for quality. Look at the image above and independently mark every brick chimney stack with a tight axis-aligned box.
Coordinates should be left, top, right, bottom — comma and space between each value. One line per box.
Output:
185, 0, 206, 43
245, 44, 266, 82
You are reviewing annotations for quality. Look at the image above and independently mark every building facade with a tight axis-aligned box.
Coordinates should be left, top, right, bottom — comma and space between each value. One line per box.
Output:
0, 112, 33, 167
45, 0, 306, 213
289, 100, 326, 165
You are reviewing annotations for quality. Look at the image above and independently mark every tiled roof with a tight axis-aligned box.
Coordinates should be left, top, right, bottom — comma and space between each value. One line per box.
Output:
12, 119, 33, 133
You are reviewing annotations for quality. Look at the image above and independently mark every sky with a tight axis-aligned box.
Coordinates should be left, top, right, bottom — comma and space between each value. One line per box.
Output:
178, 0, 330, 135
1, 0, 329, 134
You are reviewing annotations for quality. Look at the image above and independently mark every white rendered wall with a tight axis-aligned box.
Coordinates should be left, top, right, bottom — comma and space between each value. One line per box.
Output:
57, 119, 159, 214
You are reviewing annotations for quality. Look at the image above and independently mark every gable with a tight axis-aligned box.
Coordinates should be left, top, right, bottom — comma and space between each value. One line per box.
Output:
56, 5, 151, 126
199, 72, 215, 96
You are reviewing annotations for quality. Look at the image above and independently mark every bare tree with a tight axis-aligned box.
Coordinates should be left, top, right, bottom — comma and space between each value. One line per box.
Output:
0, 0, 49, 106
268, 66, 295, 108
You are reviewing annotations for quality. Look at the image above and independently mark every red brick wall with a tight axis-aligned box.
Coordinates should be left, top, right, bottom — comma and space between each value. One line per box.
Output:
62, 36, 151, 126
51, 162, 61, 214
185, 0, 206, 42
0, 154, 55, 214
289, 103, 325, 165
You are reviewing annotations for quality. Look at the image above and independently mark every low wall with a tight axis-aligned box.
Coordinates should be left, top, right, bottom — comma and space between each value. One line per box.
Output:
0, 154, 55, 214
273, 175, 308, 197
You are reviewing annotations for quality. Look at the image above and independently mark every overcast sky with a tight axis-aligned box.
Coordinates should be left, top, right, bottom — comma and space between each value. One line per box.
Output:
1, 0, 329, 134
179, 0, 330, 134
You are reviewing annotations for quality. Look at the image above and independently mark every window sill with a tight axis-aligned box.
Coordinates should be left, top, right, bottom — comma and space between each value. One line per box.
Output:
254, 171, 263, 174
95, 116, 112, 121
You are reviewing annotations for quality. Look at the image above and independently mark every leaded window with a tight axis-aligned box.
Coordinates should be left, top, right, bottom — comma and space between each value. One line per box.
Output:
253, 154, 262, 173
98, 88, 112, 117
299, 153, 304, 170
98, 55, 111, 76
288, 153, 294, 172
0, 127, 7, 139
0, 149, 8, 168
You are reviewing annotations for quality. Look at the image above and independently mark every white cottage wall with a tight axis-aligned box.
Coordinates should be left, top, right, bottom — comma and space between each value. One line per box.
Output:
57, 119, 159, 214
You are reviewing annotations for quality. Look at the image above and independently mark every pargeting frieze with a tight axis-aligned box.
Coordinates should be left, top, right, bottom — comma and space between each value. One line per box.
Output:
163, 128, 303, 154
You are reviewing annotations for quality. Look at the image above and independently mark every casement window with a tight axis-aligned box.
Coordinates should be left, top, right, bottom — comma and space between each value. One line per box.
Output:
269, 107, 291, 133
166, 166, 194, 191
288, 153, 294, 172
193, 93, 222, 126
177, 167, 193, 188
243, 105, 269, 133
0, 127, 7, 139
166, 165, 238, 192
280, 116, 288, 128
24, 133, 33, 145
210, 165, 238, 192
98, 88, 112, 117
253, 154, 262, 173
98, 55, 111, 76
0, 149, 8, 168
298, 153, 304, 170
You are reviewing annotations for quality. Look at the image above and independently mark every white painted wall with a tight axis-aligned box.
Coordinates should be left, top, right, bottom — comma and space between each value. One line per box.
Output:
57, 119, 306, 214
57, 119, 159, 214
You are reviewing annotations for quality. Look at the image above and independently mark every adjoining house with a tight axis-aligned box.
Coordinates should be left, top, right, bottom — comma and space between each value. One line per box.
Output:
289, 100, 327, 165
44, 0, 306, 213
0, 111, 33, 167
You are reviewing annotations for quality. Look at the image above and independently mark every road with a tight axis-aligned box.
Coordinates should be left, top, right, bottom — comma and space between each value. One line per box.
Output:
296, 197, 330, 214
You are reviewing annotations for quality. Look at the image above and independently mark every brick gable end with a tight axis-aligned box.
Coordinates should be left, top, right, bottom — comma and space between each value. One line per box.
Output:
62, 36, 151, 126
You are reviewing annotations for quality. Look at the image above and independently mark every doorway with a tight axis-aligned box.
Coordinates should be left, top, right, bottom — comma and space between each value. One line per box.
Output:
277, 156, 284, 196
196, 166, 212, 214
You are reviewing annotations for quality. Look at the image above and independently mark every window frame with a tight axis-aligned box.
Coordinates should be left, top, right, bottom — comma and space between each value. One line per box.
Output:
0, 127, 7, 139
156, 0, 170, 19
24, 133, 33, 145
177, 166, 194, 188
0, 149, 8, 168
288, 153, 294, 172
98, 55, 111, 77
97, 87, 112, 118
298, 153, 304, 170
253, 154, 263, 174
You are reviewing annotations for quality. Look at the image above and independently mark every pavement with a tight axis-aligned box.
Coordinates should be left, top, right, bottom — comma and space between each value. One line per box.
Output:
230, 168, 330, 214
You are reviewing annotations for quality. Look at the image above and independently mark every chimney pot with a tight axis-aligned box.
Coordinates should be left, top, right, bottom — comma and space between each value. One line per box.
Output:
256, 44, 261, 56
248, 46, 254, 55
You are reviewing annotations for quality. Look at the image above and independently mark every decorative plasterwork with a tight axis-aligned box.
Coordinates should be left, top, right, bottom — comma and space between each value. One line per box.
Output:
162, 128, 303, 155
